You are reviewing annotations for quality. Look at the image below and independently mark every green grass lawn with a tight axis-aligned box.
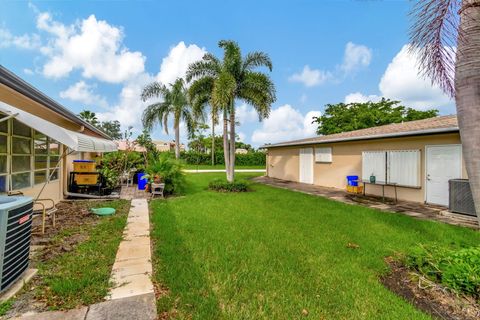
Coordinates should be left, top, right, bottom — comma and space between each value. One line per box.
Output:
34, 200, 130, 310
150, 173, 480, 319
183, 164, 265, 170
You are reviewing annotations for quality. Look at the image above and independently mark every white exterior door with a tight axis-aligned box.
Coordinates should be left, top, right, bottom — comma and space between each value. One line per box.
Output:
299, 148, 314, 184
426, 145, 462, 206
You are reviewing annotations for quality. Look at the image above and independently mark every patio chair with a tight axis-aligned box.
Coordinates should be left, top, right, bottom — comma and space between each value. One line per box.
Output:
120, 171, 133, 187
151, 183, 165, 199
34, 198, 58, 234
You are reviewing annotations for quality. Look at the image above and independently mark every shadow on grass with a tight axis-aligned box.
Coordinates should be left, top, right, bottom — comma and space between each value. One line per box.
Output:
150, 201, 222, 319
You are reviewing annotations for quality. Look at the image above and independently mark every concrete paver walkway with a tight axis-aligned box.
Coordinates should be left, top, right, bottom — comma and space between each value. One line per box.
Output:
185, 169, 266, 173
108, 198, 154, 300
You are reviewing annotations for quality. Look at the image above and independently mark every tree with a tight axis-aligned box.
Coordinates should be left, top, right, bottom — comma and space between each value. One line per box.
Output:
188, 76, 219, 165
410, 0, 480, 225
100, 120, 122, 139
187, 40, 276, 182
312, 99, 438, 135
78, 110, 100, 127
141, 78, 194, 159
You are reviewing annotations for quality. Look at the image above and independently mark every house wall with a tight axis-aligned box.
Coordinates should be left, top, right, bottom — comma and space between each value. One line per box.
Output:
267, 133, 466, 203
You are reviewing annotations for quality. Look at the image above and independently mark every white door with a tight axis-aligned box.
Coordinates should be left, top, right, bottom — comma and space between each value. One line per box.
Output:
426, 145, 462, 206
299, 148, 314, 184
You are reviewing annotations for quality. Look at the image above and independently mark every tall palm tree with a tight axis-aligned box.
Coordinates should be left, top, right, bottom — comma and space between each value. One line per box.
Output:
78, 110, 99, 127
410, 0, 480, 224
141, 78, 193, 159
188, 76, 219, 165
187, 40, 276, 181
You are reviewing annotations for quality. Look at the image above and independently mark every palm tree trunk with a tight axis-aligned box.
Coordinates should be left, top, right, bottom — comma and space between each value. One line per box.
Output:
211, 113, 215, 166
455, 0, 480, 225
223, 109, 230, 180
175, 124, 180, 159
228, 107, 236, 182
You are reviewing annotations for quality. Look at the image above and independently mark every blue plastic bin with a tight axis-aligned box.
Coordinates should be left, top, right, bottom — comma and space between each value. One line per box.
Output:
137, 173, 147, 190
346, 175, 359, 187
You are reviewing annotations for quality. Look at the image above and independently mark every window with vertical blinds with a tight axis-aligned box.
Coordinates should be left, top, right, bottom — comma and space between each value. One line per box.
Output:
362, 151, 387, 183
387, 150, 420, 187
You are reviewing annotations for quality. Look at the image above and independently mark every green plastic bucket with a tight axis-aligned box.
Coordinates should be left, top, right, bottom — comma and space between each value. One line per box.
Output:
91, 207, 116, 216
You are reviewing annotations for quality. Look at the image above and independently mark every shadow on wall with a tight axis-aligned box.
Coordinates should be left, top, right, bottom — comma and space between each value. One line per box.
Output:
268, 154, 299, 182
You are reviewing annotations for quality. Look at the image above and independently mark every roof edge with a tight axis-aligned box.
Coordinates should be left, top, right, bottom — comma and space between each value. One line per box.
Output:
262, 126, 460, 149
0, 65, 112, 140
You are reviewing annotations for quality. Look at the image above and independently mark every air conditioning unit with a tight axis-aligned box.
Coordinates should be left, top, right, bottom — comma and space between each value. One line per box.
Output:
0, 196, 33, 293
449, 179, 477, 217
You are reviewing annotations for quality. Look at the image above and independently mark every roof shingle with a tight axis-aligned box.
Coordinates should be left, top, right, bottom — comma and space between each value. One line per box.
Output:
265, 115, 458, 148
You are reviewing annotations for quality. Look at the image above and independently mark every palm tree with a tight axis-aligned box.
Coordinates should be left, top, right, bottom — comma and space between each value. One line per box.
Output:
187, 40, 276, 181
141, 78, 193, 159
188, 76, 219, 165
410, 0, 480, 224
78, 110, 99, 127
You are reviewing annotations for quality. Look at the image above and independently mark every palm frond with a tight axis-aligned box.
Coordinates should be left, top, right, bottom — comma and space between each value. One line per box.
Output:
409, 0, 460, 97
186, 59, 221, 82
243, 51, 273, 72
141, 81, 168, 102
212, 72, 236, 110
219, 40, 242, 77
142, 102, 171, 132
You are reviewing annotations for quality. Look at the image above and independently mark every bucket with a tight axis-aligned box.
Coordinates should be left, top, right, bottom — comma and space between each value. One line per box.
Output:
137, 173, 147, 190
346, 175, 359, 187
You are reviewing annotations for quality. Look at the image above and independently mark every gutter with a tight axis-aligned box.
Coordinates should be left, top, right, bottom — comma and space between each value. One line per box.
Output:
262, 127, 460, 149
0, 65, 112, 140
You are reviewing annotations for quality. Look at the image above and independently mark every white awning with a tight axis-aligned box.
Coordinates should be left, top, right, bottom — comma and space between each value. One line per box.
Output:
0, 102, 117, 152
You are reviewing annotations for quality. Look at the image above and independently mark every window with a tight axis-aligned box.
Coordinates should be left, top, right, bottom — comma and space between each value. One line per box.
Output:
315, 147, 332, 163
388, 150, 421, 187
34, 131, 60, 184
0, 114, 63, 192
362, 150, 421, 187
362, 151, 387, 183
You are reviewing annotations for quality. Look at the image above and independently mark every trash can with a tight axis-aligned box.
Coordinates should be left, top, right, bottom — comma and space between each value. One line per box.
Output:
137, 173, 147, 190
346, 175, 359, 186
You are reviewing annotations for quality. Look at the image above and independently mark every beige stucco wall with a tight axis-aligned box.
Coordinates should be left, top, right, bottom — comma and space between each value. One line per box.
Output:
267, 133, 466, 203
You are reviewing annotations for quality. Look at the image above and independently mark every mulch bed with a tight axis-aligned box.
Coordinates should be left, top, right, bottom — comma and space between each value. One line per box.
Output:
381, 258, 480, 320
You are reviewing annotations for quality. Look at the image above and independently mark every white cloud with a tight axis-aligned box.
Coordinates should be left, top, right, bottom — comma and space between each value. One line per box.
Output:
60, 81, 108, 108
23, 68, 34, 75
251, 104, 321, 145
37, 13, 145, 83
345, 44, 452, 110
289, 65, 331, 87
378, 45, 451, 109
0, 28, 41, 49
156, 41, 206, 85
340, 42, 372, 73
237, 132, 246, 142
344, 92, 381, 104
236, 104, 258, 125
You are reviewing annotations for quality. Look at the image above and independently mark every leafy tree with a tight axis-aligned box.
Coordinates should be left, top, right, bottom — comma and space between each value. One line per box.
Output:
312, 99, 438, 135
99, 120, 122, 139
141, 78, 194, 159
187, 40, 276, 182
410, 0, 480, 225
78, 110, 99, 127
135, 130, 156, 152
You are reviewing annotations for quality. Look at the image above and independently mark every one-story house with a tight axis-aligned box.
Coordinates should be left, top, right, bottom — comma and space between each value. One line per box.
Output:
0, 65, 117, 203
264, 115, 464, 207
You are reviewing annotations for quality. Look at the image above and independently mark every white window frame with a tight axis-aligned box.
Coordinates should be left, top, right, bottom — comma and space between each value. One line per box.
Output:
315, 147, 332, 163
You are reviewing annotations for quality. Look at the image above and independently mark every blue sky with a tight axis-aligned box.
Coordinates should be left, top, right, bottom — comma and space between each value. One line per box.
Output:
0, 0, 453, 147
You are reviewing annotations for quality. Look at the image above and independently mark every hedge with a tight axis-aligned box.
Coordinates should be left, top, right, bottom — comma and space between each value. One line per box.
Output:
180, 151, 266, 166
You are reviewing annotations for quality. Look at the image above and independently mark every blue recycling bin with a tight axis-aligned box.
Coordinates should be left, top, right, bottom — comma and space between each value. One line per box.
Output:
137, 173, 147, 190
346, 175, 359, 187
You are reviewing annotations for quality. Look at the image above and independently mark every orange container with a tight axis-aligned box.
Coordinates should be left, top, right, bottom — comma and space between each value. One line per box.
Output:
75, 174, 98, 185
73, 160, 96, 172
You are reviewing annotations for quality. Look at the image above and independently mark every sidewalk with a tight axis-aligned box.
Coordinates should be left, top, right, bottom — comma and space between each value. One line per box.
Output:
185, 169, 266, 173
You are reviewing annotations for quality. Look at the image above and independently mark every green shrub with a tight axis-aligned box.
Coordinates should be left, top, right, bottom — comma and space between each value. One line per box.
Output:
208, 179, 250, 192
145, 153, 186, 195
180, 151, 266, 166
404, 244, 480, 297
0, 300, 12, 317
